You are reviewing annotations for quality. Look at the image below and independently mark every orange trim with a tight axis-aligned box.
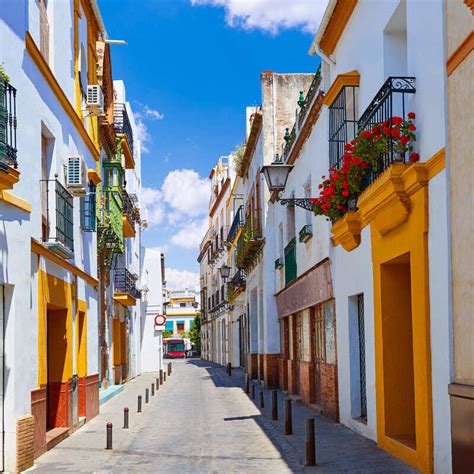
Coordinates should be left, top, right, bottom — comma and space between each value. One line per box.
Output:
323, 70, 360, 107
25, 32, 100, 161
238, 113, 262, 178
0, 166, 20, 192
447, 31, 474, 76
425, 147, 445, 180
209, 169, 215, 180
87, 169, 101, 186
464, 0, 474, 14
32, 239, 98, 286
209, 178, 231, 218
319, 0, 358, 56
0, 191, 32, 212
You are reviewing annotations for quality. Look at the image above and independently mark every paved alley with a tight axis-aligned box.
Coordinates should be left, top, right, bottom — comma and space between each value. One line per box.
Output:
31, 360, 417, 473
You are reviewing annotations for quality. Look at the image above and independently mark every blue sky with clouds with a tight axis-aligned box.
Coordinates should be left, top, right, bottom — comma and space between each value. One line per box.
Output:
99, 0, 324, 288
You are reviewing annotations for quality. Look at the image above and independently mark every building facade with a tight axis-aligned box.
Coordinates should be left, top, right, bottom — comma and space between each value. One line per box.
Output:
0, 1, 164, 470
164, 289, 199, 336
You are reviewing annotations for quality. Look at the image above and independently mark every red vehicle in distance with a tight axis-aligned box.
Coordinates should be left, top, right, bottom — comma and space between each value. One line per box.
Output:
163, 338, 188, 358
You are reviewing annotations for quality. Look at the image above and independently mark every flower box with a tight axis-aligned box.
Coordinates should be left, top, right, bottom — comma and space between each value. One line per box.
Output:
299, 224, 313, 243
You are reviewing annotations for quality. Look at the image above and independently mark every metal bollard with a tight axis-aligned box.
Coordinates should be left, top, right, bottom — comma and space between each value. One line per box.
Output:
271, 390, 278, 420
137, 395, 142, 413
167, 363, 171, 376
145, 388, 149, 404
106, 422, 113, 449
227, 362, 232, 376
259, 390, 265, 409
123, 407, 129, 429
159, 369, 163, 385
305, 419, 316, 466
251, 383, 255, 399
156, 377, 159, 390
284, 399, 292, 435
151, 383, 155, 396
164, 372, 167, 382
244, 374, 249, 394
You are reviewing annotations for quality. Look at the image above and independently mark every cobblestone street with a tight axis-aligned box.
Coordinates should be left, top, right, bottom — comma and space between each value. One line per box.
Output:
30, 360, 417, 473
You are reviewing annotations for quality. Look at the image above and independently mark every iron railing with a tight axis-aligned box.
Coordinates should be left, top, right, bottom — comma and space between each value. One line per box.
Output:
122, 188, 140, 224
329, 83, 359, 169
235, 212, 263, 269
41, 179, 74, 252
0, 80, 17, 170
357, 77, 416, 190
284, 238, 297, 285
299, 224, 313, 243
227, 205, 244, 243
80, 184, 96, 232
228, 269, 246, 290
114, 103, 134, 155
281, 65, 322, 163
114, 267, 140, 299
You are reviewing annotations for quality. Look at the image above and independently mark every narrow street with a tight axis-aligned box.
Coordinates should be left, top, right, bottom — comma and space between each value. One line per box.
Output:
31, 360, 416, 473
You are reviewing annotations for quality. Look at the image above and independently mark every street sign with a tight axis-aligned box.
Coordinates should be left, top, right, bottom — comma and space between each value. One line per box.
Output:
154, 314, 166, 327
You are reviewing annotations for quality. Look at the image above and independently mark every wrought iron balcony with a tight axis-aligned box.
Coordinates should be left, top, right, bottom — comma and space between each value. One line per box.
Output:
114, 103, 134, 156
114, 267, 140, 300
228, 269, 246, 292
227, 205, 244, 244
357, 76, 416, 191
235, 213, 264, 271
40, 179, 74, 258
299, 224, 313, 243
0, 79, 18, 170
122, 189, 140, 237
80, 184, 96, 232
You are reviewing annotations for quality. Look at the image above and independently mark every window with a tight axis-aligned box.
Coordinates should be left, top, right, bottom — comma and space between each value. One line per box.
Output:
80, 182, 96, 232
179, 302, 186, 308
165, 321, 173, 332
329, 86, 358, 169
177, 322, 185, 333
39, 0, 49, 63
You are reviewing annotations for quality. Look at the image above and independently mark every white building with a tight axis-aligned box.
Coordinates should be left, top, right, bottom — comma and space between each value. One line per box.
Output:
165, 289, 199, 336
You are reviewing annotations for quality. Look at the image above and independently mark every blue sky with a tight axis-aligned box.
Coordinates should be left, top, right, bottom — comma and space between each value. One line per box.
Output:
99, 0, 324, 288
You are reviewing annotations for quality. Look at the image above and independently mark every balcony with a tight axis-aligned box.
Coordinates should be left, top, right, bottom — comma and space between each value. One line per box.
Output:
235, 214, 264, 271
284, 238, 297, 285
227, 269, 246, 302
208, 285, 227, 315
122, 189, 140, 238
80, 185, 96, 232
0, 79, 19, 190
113, 267, 140, 306
299, 224, 313, 243
98, 190, 124, 269
40, 179, 74, 259
114, 103, 134, 169
356, 76, 416, 192
226, 205, 244, 245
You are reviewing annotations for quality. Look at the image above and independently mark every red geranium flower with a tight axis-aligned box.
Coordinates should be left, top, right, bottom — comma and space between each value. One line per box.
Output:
310, 198, 318, 204
372, 125, 381, 135
409, 152, 420, 163
318, 184, 323, 189
344, 143, 353, 151
391, 128, 401, 138
382, 120, 389, 127
342, 180, 349, 189
361, 161, 369, 168
337, 205, 345, 210
400, 135, 410, 145
383, 127, 391, 136
408, 112, 416, 119
352, 157, 361, 166
392, 116, 403, 126
342, 190, 349, 197
409, 124, 416, 131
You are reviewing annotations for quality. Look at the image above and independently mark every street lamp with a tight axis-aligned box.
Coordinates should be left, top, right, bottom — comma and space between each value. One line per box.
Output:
261, 156, 314, 211
219, 264, 231, 280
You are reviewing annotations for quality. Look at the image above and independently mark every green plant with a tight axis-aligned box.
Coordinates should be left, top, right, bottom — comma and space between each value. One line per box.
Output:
162, 330, 172, 339
189, 314, 201, 354
232, 142, 246, 177
0, 64, 9, 83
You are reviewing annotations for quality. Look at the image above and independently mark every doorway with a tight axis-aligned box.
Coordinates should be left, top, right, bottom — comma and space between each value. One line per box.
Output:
46, 308, 68, 429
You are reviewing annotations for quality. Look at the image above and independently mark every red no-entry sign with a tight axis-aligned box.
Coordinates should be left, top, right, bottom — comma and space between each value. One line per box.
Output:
154, 315, 166, 326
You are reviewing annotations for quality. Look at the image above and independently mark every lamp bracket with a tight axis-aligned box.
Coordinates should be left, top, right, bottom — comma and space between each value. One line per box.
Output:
280, 198, 314, 212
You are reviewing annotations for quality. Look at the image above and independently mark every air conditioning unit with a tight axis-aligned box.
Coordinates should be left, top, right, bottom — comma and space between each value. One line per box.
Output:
86, 85, 104, 115
66, 156, 88, 196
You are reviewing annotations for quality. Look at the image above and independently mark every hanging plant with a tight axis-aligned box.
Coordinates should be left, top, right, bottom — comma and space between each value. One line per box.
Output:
0, 64, 9, 83
312, 113, 419, 222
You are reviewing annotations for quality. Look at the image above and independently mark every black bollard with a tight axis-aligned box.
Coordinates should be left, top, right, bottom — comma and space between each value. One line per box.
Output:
305, 419, 316, 466
259, 390, 265, 409
151, 383, 155, 396
145, 388, 149, 404
227, 362, 232, 376
251, 383, 255, 399
167, 363, 171, 376
159, 369, 163, 385
284, 399, 292, 435
106, 422, 113, 449
271, 390, 278, 420
137, 395, 142, 413
123, 407, 129, 429
244, 374, 249, 394
156, 377, 159, 390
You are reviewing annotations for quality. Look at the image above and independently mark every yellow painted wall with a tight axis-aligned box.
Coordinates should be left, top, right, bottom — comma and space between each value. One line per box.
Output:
38, 269, 74, 386
366, 167, 433, 473
112, 318, 121, 366
120, 321, 127, 365
76, 300, 87, 377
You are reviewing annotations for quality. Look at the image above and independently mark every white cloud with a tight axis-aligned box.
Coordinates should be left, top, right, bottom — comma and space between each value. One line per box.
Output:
143, 105, 165, 120
141, 186, 165, 226
171, 218, 209, 250
162, 169, 210, 217
190, 0, 327, 34
135, 117, 151, 153
165, 268, 200, 291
